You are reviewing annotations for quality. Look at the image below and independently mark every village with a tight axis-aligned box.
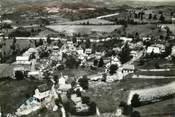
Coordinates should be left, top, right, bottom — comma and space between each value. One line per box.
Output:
0, 1, 175, 117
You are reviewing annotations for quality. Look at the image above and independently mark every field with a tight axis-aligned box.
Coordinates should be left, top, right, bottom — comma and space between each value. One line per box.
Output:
46, 25, 122, 35
134, 58, 175, 69
135, 70, 175, 76
125, 24, 165, 38
58, 18, 115, 25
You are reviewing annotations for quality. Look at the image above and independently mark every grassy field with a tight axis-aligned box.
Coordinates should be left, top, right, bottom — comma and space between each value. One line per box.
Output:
46, 25, 122, 35
125, 24, 166, 38
58, 18, 115, 25
134, 58, 175, 69
135, 70, 175, 76
136, 97, 175, 117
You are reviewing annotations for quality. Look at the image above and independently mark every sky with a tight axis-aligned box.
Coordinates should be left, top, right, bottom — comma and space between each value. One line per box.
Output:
132, 0, 175, 1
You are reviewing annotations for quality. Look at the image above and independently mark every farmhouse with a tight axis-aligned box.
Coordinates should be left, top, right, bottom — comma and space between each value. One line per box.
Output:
33, 84, 51, 101
122, 64, 135, 76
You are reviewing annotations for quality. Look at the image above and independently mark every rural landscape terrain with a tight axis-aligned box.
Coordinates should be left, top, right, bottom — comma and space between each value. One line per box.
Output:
0, 0, 175, 117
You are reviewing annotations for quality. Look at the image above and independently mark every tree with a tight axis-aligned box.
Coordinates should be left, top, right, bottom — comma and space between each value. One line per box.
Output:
38, 39, 43, 46
130, 111, 141, 117
109, 64, 118, 75
131, 94, 141, 107
134, 32, 140, 42
72, 37, 77, 43
78, 75, 89, 90
82, 96, 90, 104
119, 101, 133, 115
119, 43, 131, 64
85, 39, 91, 48
15, 71, 24, 80
9, 27, 31, 37
159, 14, 165, 23
46, 36, 51, 45
65, 55, 77, 69
98, 58, 104, 67
164, 43, 172, 57
153, 14, 157, 20
101, 73, 107, 82
93, 59, 98, 66
148, 13, 152, 20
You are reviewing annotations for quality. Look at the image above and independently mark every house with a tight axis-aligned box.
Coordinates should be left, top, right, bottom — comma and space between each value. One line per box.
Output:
77, 47, 84, 55
146, 44, 165, 55
58, 75, 71, 91
27, 71, 43, 80
172, 18, 175, 23
113, 47, 121, 53
1, 19, 13, 24
85, 48, 92, 54
23, 48, 39, 59
95, 52, 103, 59
146, 46, 161, 54
111, 56, 121, 67
13, 56, 32, 78
142, 37, 151, 41
105, 56, 121, 72
122, 64, 135, 76
120, 37, 133, 42
67, 41, 73, 46
130, 51, 137, 58
33, 84, 51, 101
16, 56, 30, 63
171, 46, 175, 56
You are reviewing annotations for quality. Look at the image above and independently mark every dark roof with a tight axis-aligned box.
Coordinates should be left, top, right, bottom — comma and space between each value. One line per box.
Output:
37, 84, 50, 92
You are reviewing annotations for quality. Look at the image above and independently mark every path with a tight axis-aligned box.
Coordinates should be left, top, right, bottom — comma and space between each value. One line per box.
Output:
132, 75, 175, 79
97, 13, 119, 19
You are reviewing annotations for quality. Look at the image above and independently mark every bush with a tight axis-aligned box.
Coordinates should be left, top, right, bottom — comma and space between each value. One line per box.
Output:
109, 64, 118, 75
131, 94, 141, 107
119, 101, 133, 115
78, 75, 89, 90
130, 111, 141, 117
